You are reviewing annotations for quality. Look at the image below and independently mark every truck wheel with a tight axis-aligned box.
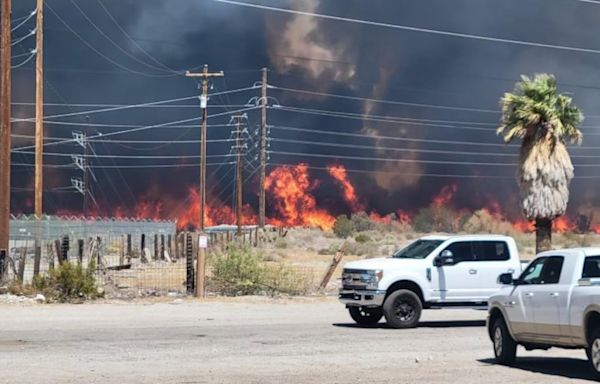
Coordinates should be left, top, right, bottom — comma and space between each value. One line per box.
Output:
586, 330, 600, 377
383, 290, 422, 329
348, 307, 383, 326
492, 317, 517, 365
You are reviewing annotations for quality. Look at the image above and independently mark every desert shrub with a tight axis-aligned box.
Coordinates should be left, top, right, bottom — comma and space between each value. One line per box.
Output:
350, 212, 374, 232
7, 280, 36, 296
317, 248, 334, 255
563, 232, 593, 248
463, 209, 516, 235
274, 238, 288, 249
209, 245, 311, 296
354, 234, 371, 243
333, 215, 353, 238
412, 208, 434, 233
32, 259, 100, 302
412, 206, 468, 233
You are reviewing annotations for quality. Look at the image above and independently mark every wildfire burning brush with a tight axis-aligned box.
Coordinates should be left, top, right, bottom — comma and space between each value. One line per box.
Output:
50, 163, 600, 234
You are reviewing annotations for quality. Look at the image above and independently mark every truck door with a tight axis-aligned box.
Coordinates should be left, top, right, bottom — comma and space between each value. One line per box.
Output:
471, 241, 515, 299
527, 256, 565, 341
431, 241, 481, 301
507, 257, 547, 337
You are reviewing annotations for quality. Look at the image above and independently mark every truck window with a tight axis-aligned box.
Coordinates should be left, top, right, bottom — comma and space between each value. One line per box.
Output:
471, 241, 510, 261
392, 239, 443, 259
583, 256, 600, 278
444, 242, 475, 263
518, 256, 564, 285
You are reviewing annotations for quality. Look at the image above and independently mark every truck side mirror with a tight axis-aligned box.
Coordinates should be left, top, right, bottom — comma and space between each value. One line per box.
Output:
498, 273, 514, 285
434, 250, 454, 267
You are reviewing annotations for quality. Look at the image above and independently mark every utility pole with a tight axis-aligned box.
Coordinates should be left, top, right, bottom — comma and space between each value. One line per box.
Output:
83, 119, 89, 218
0, 0, 12, 270
233, 116, 245, 236
33, 0, 43, 276
185, 65, 223, 231
258, 68, 267, 229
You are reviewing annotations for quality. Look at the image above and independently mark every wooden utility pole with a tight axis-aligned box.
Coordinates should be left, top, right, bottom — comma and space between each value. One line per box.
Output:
0, 0, 12, 263
258, 68, 267, 228
234, 116, 244, 236
185, 65, 223, 231
33, 0, 43, 276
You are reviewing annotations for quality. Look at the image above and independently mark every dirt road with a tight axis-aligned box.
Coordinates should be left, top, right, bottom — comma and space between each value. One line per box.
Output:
0, 297, 595, 383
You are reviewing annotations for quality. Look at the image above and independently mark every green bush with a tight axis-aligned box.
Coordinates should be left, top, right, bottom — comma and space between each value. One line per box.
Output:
33, 259, 100, 302
274, 238, 288, 249
354, 234, 371, 243
333, 215, 353, 238
350, 212, 374, 232
412, 208, 434, 233
209, 245, 311, 296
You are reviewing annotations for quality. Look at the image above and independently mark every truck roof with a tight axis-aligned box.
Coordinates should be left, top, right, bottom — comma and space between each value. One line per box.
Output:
537, 247, 600, 258
420, 234, 515, 242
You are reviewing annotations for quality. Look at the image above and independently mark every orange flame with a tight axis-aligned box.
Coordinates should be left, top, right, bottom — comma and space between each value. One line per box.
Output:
265, 163, 335, 230
432, 184, 458, 207
327, 164, 364, 211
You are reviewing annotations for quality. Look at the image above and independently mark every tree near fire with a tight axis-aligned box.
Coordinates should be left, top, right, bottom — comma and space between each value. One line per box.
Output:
498, 73, 583, 253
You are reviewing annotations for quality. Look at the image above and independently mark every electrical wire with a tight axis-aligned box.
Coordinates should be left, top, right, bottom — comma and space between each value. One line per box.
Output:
11, 50, 36, 69
11, 27, 36, 46
13, 85, 258, 122
11, 10, 36, 32
69, 0, 177, 75
13, 106, 260, 151
208, 0, 600, 56
272, 85, 498, 114
45, 1, 178, 78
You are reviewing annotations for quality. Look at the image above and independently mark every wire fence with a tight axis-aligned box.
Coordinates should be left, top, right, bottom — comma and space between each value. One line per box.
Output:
3, 218, 324, 297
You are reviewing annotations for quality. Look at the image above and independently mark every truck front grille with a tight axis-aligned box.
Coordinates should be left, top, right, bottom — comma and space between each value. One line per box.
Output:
341, 269, 371, 290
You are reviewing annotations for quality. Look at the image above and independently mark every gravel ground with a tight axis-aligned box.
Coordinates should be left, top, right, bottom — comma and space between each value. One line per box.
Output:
0, 297, 596, 384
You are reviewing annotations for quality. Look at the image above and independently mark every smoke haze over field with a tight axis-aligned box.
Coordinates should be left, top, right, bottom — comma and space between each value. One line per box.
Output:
8, 0, 600, 223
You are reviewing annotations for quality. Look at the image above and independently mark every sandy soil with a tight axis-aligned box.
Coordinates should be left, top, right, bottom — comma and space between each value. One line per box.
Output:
0, 297, 595, 384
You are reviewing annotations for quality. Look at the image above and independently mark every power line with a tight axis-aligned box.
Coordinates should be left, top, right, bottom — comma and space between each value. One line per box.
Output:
208, 0, 600, 56
69, 0, 176, 75
12, 133, 234, 144
13, 85, 257, 122
11, 9, 36, 32
13, 106, 260, 151
272, 85, 498, 114
12, 151, 235, 160
269, 124, 518, 148
45, 1, 177, 78
271, 137, 600, 159
267, 162, 600, 180
95, 0, 181, 74
13, 161, 236, 169
270, 124, 600, 150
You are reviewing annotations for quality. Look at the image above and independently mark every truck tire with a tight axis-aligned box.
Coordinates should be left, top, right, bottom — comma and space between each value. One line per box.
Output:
586, 329, 600, 378
492, 317, 517, 365
382, 289, 422, 329
348, 306, 383, 326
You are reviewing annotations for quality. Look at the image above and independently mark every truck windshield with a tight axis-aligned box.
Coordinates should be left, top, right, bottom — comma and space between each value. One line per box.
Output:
392, 240, 443, 259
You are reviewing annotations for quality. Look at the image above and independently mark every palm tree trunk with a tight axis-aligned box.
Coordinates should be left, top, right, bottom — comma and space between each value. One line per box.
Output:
535, 218, 552, 254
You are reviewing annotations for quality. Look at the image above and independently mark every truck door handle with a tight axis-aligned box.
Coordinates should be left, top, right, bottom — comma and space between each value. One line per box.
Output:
550, 292, 559, 297
525, 292, 534, 297
469, 269, 477, 275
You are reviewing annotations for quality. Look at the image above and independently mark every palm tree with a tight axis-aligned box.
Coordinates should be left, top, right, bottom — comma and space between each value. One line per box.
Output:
498, 74, 583, 253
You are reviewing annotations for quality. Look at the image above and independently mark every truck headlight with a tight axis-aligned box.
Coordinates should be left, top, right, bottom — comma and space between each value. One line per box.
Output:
366, 270, 383, 289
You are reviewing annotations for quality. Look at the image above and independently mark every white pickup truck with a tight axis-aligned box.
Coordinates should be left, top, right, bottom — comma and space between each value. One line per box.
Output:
488, 247, 600, 377
339, 235, 523, 328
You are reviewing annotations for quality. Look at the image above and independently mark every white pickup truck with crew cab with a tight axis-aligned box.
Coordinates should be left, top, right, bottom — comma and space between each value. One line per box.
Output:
339, 234, 523, 328
488, 247, 600, 377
